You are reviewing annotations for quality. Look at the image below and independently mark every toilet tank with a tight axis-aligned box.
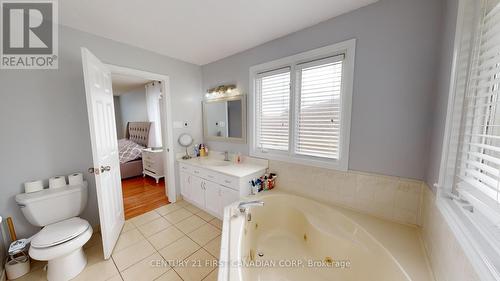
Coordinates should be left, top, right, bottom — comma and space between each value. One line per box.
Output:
15, 181, 88, 227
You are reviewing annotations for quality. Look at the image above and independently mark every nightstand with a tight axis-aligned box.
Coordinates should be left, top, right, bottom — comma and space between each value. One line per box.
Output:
142, 148, 165, 183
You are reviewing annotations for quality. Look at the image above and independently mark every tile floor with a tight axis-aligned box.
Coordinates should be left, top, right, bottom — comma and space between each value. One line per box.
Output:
15, 200, 221, 281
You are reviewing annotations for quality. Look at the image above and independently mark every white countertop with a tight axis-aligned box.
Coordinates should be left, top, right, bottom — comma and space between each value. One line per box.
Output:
177, 156, 268, 178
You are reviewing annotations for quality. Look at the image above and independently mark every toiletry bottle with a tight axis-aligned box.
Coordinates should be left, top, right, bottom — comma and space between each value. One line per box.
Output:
200, 144, 206, 157
194, 145, 199, 157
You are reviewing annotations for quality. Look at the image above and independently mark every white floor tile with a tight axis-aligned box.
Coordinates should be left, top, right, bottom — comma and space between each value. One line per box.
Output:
138, 217, 172, 237
147, 226, 185, 250
112, 239, 156, 271
121, 252, 169, 281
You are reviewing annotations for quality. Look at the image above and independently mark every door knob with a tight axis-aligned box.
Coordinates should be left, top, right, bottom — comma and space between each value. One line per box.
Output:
100, 166, 111, 173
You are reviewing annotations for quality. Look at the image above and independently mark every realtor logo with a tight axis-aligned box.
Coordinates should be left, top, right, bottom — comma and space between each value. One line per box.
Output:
1, 0, 58, 69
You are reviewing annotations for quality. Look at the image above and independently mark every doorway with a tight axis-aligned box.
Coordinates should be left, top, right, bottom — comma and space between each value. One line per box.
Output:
107, 64, 177, 219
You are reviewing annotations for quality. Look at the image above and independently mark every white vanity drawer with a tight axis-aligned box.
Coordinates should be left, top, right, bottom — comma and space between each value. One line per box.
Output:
191, 166, 206, 178
179, 163, 192, 173
179, 163, 207, 178
219, 174, 239, 190
204, 171, 218, 182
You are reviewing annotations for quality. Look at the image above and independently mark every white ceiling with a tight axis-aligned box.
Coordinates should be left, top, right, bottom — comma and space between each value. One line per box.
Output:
60, 0, 377, 65
111, 73, 151, 96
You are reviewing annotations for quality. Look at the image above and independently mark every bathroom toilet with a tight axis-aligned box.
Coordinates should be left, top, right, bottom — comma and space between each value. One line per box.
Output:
15, 182, 92, 281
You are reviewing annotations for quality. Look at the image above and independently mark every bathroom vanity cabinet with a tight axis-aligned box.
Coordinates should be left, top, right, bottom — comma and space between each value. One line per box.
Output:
178, 157, 267, 219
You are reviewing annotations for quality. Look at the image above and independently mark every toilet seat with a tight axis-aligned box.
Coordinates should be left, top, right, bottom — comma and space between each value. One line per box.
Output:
29, 220, 93, 281
29, 218, 93, 262
31, 217, 90, 248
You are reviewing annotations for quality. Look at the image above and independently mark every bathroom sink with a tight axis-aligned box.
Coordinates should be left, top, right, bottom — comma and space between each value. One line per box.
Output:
197, 159, 232, 167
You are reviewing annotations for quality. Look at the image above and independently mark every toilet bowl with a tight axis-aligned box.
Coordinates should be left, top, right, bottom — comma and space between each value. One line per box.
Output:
30, 217, 93, 281
16, 182, 92, 281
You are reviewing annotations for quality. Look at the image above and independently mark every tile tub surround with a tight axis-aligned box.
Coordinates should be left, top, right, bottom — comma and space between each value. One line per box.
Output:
269, 160, 424, 226
16, 199, 222, 281
421, 185, 480, 281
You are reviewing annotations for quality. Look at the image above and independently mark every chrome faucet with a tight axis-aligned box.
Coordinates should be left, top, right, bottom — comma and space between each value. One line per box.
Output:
223, 151, 230, 161
238, 200, 264, 213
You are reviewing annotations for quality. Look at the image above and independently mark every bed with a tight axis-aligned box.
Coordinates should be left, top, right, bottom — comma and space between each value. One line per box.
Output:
119, 122, 151, 179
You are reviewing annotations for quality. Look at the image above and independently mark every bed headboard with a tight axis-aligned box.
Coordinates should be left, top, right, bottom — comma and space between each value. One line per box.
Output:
126, 122, 151, 147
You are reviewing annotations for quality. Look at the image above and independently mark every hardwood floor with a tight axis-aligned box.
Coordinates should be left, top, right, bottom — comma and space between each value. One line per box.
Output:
122, 176, 169, 219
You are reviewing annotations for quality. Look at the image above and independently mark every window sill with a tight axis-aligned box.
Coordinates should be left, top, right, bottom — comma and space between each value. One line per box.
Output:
437, 195, 500, 281
249, 149, 348, 171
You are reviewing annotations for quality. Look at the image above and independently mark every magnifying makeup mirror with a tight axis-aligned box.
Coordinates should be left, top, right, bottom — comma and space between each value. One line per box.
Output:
178, 133, 194, 159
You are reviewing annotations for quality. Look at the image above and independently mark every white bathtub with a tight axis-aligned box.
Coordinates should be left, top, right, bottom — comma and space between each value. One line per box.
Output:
219, 192, 433, 281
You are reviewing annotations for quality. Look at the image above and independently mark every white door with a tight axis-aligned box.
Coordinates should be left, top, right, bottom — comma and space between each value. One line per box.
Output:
204, 181, 221, 217
190, 177, 205, 207
180, 172, 191, 201
81, 48, 124, 259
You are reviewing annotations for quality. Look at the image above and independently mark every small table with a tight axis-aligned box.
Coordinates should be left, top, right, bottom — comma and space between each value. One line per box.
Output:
142, 148, 165, 183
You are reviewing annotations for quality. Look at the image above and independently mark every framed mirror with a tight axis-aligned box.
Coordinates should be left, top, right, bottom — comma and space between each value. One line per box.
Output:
202, 95, 246, 143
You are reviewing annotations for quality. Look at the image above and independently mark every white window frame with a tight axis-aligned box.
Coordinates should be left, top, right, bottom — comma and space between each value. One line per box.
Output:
249, 39, 355, 171
437, 0, 500, 280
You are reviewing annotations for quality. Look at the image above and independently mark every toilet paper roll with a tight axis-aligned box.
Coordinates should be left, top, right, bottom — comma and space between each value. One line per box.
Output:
24, 180, 44, 193
49, 176, 66, 189
68, 173, 83, 186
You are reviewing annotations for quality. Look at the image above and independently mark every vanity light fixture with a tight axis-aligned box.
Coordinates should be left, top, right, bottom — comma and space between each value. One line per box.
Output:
205, 84, 241, 99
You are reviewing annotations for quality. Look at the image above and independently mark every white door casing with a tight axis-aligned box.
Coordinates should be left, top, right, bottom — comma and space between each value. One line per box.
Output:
104, 64, 176, 203
81, 48, 125, 259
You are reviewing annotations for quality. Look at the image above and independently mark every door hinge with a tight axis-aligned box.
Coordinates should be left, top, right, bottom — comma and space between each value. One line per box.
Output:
88, 167, 100, 175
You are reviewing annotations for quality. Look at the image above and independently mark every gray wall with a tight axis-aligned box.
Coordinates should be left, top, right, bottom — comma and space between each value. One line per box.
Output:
201, 0, 442, 180
0, 25, 202, 238
114, 96, 124, 139
425, 0, 459, 188
117, 88, 148, 138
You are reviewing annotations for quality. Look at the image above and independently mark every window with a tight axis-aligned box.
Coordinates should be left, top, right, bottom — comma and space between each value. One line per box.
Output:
455, 0, 500, 223
250, 40, 355, 170
439, 0, 500, 279
256, 68, 291, 151
296, 56, 344, 159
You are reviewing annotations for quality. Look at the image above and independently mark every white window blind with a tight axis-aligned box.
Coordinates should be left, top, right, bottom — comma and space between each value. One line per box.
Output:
255, 68, 291, 151
295, 55, 344, 159
456, 0, 500, 224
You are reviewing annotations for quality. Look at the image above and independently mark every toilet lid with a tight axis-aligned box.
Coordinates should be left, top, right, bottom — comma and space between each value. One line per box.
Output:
31, 217, 90, 248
